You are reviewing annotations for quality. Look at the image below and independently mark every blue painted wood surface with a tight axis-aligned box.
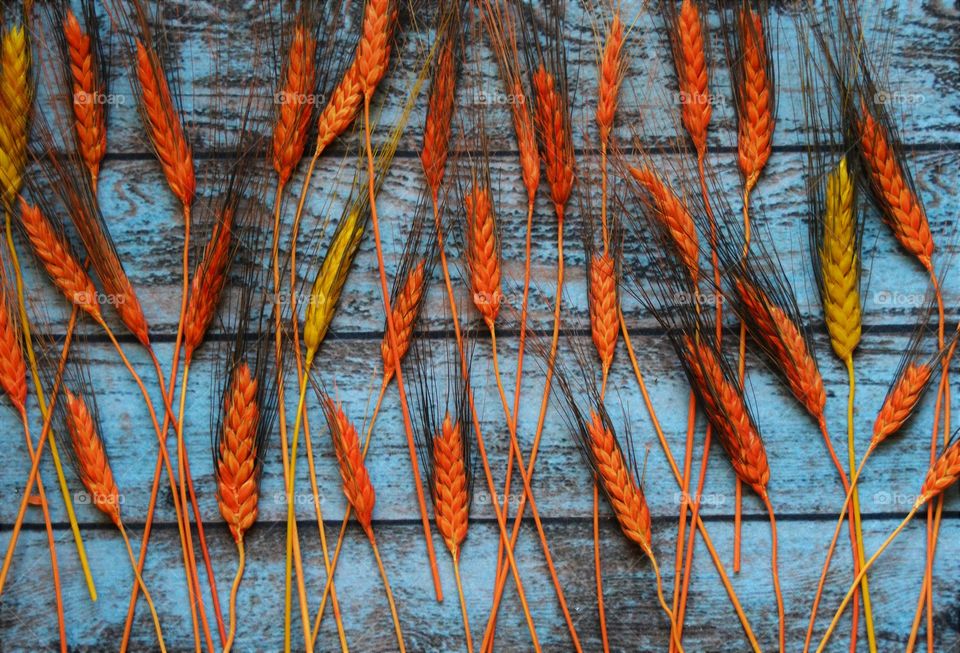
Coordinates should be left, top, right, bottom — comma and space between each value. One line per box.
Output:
1, 1, 959, 651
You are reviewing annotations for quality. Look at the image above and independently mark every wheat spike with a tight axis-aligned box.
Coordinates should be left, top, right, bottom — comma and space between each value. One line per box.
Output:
684, 336, 769, 496
303, 209, 366, 355
533, 66, 574, 210
18, 199, 101, 319
183, 209, 234, 358
819, 158, 861, 360
216, 363, 261, 544
357, 0, 392, 99
586, 411, 652, 551
0, 26, 30, 206
64, 389, 121, 527
588, 252, 618, 374
273, 24, 317, 185
315, 60, 362, 156
735, 278, 826, 420
735, 7, 772, 190
628, 165, 699, 279
135, 40, 194, 208
64, 10, 106, 184
872, 362, 933, 446
464, 185, 502, 326
858, 107, 933, 266
422, 39, 457, 195
381, 260, 426, 380
674, 0, 710, 155
432, 413, 470, 557
919, 438, 960, 504
324, 397, 376, 537
0, 287, 26, 414
595, 14, 624, 147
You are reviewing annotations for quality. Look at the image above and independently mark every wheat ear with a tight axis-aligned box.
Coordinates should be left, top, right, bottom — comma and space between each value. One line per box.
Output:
381, 259, 427, 381
629, 166, 700, 281
273, 24, 317, 186
134, 39, 194, 208
735, 7, 773, 192
64, 10, 106, 188
216, 363, 261, 653
63, 389, 166, 652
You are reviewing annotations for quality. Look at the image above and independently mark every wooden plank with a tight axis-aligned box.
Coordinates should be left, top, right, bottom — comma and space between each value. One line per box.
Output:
1, 517, 957, 651
0, 332, 954, 526
18, 146, 960, 340
53, 1, 960, 157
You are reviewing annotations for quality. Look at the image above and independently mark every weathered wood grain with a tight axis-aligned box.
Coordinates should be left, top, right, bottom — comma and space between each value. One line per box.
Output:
1, 0, 958, 651
1, 518, 957, 651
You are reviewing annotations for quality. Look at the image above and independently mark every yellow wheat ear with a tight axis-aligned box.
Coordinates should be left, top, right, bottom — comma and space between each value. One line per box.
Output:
820, 157, 862, 361
0, 25, 30, 206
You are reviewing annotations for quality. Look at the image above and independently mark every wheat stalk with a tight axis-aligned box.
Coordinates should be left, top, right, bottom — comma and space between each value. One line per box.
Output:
629, 166, 699, 280
64, 9, 106, 188
273, 24, 317, 186
134, 39, 194, 208
381, 259, 426, 381
17, 199, 101, 319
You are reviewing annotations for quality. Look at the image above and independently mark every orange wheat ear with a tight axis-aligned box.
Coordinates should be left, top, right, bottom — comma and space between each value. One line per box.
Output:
64, 388, 121, 527
324, 397, 376, 538
315, 60, 362, 155
683, 336, 770, 496
216, 362, 261, 544
735, 6, 772, 191
628, 165, 699, 280
674, 0, 710, 155
421, 37, 458, 196
464, 184, 502, 327
857, 106, 933, 267
273, 24, 317, 186
588, 252, 618, 377
432, 413, 470, 558
381, 259, 427, 381
17, 198, 102, 319
183, 208, 235, 359
533, 65, 574, 212
357, 0, 392, 99
0, 286, 26, 415
595, 14, 624, 147
64, 9, 106, 186
586, 411, 652, 552
135, 39, 194, 208
734, 277, 826, 422
872, 362, 933, 447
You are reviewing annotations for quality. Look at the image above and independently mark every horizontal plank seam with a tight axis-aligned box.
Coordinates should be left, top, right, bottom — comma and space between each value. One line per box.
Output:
95, 141, 960, 164
6, 511, 957, 532
29, 322, 947, 346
